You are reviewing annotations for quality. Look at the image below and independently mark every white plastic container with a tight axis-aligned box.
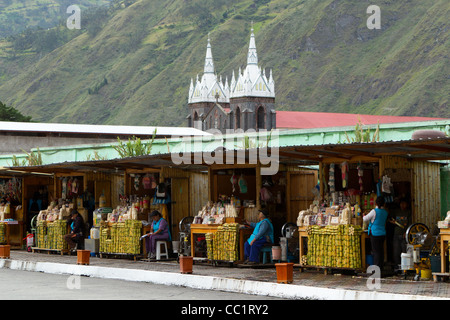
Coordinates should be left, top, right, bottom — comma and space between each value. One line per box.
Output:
172, 241, 180, 253
401, 253, 413, 270
90, 227, 100, 240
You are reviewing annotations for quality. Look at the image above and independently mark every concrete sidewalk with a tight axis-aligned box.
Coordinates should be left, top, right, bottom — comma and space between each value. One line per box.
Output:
1, 250, 449, 300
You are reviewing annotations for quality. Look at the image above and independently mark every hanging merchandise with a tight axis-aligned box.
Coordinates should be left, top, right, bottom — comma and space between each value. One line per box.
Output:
238, 174, 247, 194
230, 172, 238, 193
260, 187, 273, 203
262, 177, 274, 187
328, 164, 335, 193
156, 183, 167, 199
67, 178, 73, 197
72, 178, 79, 194
134, 175, 140, 191
370, 191, 377, 208
99, 191, 106, 208
381, 175, 394, 203
357, 162, 363, 192
382, 175, 392, 193
277, 191, 282, 204
278, 174, 287, 186
151, 174, 157, 189
142, 174, 151, 190
77, 196, 83, 208
376, 179, 382, 197
341, 162, 349, 188
61, 177, 68, 199
161, 203, 169, 221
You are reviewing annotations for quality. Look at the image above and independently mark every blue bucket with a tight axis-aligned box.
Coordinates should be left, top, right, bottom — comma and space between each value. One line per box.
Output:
366, 255, 374, 266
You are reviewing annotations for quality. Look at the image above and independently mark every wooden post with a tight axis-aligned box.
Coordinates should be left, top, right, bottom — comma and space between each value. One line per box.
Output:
256, 165, 261, 209
319, 162, 324, 200
208, 167, 213, 202
286, 172, 291, 223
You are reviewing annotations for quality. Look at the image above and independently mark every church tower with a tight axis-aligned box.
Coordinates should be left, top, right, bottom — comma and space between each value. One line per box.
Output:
187, 27, 275, 133
187, 35, 230, 130
229, 26, 276, 131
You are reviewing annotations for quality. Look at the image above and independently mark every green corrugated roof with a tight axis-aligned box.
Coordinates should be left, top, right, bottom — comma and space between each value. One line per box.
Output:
0, 119, 448, 167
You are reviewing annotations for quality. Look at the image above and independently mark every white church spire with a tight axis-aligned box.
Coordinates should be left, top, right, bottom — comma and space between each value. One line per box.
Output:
230, 26, 275, 99
189, 34, 230, 104
204, 34, 215, 74
247, 25, 258, 66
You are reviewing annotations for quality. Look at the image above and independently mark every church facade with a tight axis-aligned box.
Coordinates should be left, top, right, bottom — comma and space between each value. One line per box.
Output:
187, 28, 276, 133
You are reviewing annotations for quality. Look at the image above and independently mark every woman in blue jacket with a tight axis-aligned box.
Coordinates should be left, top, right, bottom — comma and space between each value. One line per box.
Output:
145, 210, 171, 259
363, 196, 388, 271
244, 209, 274, 265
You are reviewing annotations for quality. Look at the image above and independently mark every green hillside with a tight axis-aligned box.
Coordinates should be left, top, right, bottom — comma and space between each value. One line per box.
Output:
0, 0, 448, 127
0, 0, 112, 38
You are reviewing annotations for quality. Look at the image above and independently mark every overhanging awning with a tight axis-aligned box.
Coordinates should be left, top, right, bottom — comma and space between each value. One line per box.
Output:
5, 137, 449, 174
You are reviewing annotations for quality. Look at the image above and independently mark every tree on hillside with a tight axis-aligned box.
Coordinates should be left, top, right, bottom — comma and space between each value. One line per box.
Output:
0, 101, 32, 122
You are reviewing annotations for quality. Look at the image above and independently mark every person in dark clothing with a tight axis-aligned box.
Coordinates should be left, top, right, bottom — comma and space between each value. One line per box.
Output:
389, 198, 411, 268
64, 210, 85, 250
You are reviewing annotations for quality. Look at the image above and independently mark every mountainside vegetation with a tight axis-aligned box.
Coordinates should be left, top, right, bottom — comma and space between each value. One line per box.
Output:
0, 0, 112, 38
0, 0, 448, 127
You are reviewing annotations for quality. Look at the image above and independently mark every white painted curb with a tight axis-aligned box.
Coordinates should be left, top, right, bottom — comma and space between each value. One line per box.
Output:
0, 259, 445, 300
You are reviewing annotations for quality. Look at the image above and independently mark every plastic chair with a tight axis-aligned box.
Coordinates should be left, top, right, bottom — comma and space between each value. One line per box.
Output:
260, 246, 272, 264
156, 241, 169, 260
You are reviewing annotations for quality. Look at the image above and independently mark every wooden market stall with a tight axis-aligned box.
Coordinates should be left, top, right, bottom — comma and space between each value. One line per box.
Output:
0, 169, 54, 249
5, 136, 448, 273
7, 155, 210, 259
0, 173, 24, 249
189, 158, 318, 264
277, 137, 449, 274
4, 161, 124, 254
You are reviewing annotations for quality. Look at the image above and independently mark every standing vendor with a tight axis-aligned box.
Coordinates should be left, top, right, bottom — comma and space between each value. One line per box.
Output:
363, 196, 388, 271
389, 198, 411, 269
64, 210, 85, 251
244, 209, 274, 265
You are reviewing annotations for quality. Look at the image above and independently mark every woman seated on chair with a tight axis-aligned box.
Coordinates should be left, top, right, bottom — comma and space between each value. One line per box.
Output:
145, 210, 171, 259
64, 210, 85, 251
244, 209, 274, 265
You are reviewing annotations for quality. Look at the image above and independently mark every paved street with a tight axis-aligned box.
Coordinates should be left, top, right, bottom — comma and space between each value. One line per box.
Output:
0, 268, 284, 300
2, 251, 450, 300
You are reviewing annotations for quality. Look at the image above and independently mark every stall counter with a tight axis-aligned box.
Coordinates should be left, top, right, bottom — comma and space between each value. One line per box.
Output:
298, 225, 369, 271
190, 224, 253, 261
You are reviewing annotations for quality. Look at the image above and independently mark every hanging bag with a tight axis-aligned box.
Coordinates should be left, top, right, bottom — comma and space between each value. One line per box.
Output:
238, 174, 247, 194
156, 183, 167, 198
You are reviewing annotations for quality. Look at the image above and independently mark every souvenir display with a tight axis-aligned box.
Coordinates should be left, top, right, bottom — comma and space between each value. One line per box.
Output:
195, 197, 240, 225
